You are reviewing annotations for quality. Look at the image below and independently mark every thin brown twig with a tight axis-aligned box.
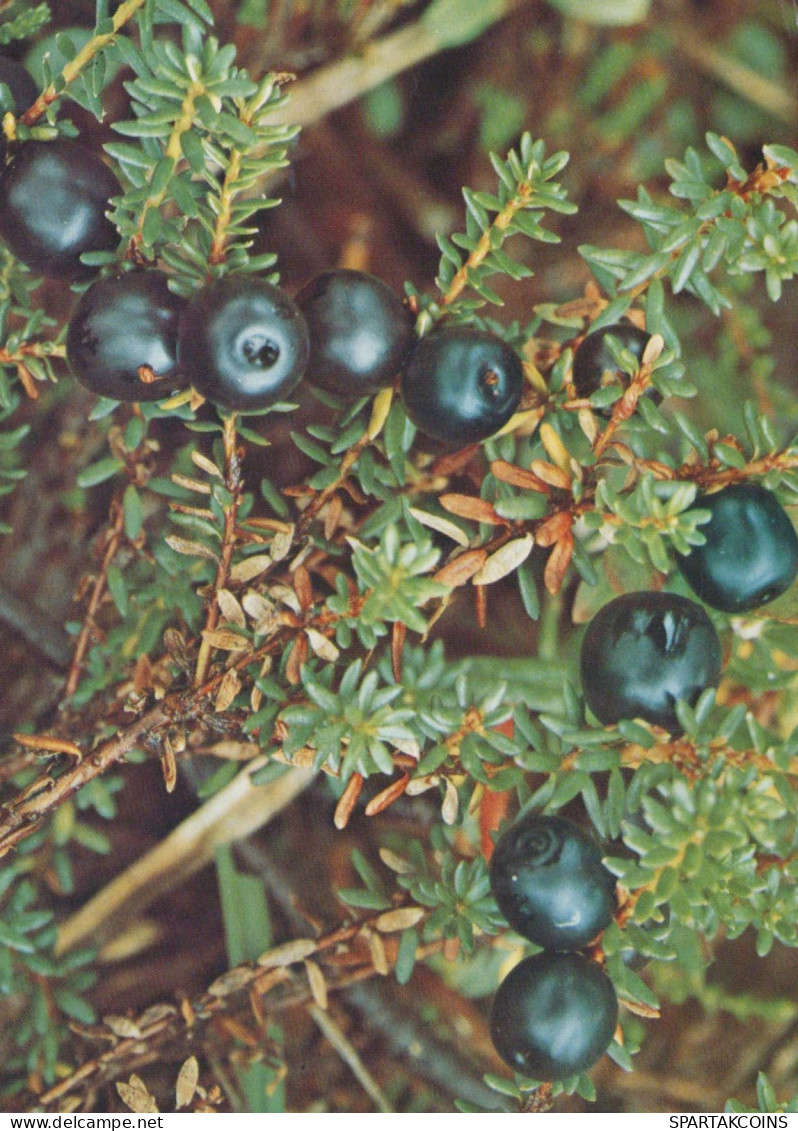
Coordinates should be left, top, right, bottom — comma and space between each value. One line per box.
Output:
37, 909, 441, 1110
295, 430, 373, 534
20, 0, 149, 126
64, 498, 126, 699
440, 182, 533, 308
0, 700, 171, 857
0, 598, 355, 860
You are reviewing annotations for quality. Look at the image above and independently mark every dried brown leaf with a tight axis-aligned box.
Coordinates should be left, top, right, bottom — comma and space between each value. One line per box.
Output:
171, 473, 211, 495
191, 451, 223, 479
271, 528, 294, 562
619, 996, 661, 1020
364, 773, 410, 817
439, 493, 505, 526
137, 1003, 177, 1028
242, 592, 280, 636
334, 772, 363, 830
175, 1057, 200, 1110
391, 620, 406, 683
306, 627, 340, 663
433, 548, 488, 588
214, 668, 242, 713
201, 628, 250, 651
578, 407, 599, 445
217, 588, 246, 628
378, 848, 414, 875
641, 332, 664, 367
363, 928, 389, 976
374, 907, 425, 933
408, 507, 470, 546
429, 444, 480, 477
441, 778, 459, 825
269, 583, 302, 613
285, 634, 308, 685
539, 422, 572, 473
207, 967, 256, 998
160, 736, 178, 794
164, 536, 218, 562
230, 554, 273, 583
489, 460, 550, 493
258, 938, 318, 968
535, 511, 572, 548
117, 1076, 159, 1114
293, 564, 313, 610
163, 628, 192, 669
543, 533, 574, 596
103, 1015, 142, 1039
472, 534, 534, 586
324, 493, 343, 541
529, 459, 572, 490
305, 960, 328, 1010
404, 774, 439, 796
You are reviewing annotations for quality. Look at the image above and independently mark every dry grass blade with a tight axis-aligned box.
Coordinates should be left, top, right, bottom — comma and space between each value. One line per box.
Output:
309, 1005, 393, 1113
56, 760, 314, 955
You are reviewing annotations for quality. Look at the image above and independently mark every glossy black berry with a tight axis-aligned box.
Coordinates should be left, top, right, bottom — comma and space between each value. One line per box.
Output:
0, 57, 37, 118
580, 590, 722, 735
677, 483, 798, 613
572, 321, 653, 404
490, 952, 618, 1081
177, 276, 310, 412
0, 139, 120, 277
400, 326, 523, 445
295, 269, 414, 396
489, 814, 616, 951
66, 271, 186, 402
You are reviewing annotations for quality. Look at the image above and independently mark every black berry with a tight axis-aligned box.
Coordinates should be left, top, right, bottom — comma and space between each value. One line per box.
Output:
572, 321, 652, 404
0, 139, 120, 277
399, 326, 523, 445
177, 275, 309, 412
489, 814, 616, 951
66, 271, 186, 402
295, 269, 414, 396
0, 57, 37, 119
579, 590, 722, 735
490, 952, 618, 1081
677, 483, 798, 613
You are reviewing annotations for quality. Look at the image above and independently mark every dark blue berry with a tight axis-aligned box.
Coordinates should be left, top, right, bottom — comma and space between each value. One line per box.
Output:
489, 814, 616, 951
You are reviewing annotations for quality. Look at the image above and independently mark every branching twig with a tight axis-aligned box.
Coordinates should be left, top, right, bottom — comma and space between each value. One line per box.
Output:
20, 0, 148, 126
37, 908, 440, 1110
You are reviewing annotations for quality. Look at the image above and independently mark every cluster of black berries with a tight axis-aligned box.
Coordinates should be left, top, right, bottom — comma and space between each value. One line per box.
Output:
488, 813, 619, 1081
573, 322, 798, 738
484, 327, 798, 1085
0, 55, 526, 428
67, 264, 525, 430
67, 255, 528, 431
